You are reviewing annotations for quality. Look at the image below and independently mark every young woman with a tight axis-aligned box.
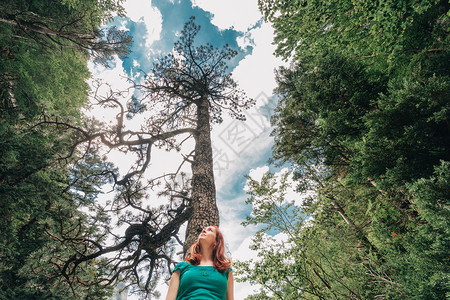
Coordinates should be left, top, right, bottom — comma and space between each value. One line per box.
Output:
166, 225, 234, 300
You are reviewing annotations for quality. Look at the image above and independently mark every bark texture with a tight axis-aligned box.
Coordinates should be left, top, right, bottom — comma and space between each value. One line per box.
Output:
184, 97, 219, 253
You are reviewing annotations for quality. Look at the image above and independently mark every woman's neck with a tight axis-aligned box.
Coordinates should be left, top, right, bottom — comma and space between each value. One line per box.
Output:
199, 246, 214, 266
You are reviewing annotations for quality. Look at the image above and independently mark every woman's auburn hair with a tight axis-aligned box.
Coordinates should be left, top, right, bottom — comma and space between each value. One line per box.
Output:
185, 225, 231, 272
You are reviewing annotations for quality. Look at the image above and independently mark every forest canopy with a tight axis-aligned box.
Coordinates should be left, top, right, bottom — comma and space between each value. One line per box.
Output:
0, 0, 131, 298
237, 0, 449, 299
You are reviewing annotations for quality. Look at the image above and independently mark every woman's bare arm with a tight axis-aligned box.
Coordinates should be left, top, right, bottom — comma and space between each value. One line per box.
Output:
166, 270, 180, 300
226, 271, 234, 300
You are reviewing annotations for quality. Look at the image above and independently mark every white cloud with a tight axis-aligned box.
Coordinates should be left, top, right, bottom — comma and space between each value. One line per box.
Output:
192, 0, 261, 32
245, 166, 269, 188
235, 281, 260, 300
244, 166, 316, 210
231, 231, 292, 299
233, 238, 262, 299
232, 235, 255, 261
132, 59, 140, 67
117, 19, 129, 31
218, 195, 263, 300
236, 33, 253, 50
201, 8, 286, 198
88, 55, 132, 91
194, 0, 285, 100
232, 22, 286, 100
212, 123, 273, 192
218, 194, 258, 251
122, 0, 163, 49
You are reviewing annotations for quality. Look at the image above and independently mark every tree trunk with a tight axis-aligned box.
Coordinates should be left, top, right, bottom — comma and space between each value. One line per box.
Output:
184, 96, 219, 254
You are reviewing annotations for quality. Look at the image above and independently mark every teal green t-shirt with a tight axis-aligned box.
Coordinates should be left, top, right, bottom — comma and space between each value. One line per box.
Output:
174, 262, 231, 300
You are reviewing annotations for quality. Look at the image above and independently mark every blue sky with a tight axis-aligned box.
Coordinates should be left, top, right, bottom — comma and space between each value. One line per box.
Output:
111, 0, 254, 80
88, 0, 291, 298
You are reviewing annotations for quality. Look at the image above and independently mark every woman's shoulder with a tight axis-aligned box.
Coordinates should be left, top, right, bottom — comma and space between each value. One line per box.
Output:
174, 261, 191, 272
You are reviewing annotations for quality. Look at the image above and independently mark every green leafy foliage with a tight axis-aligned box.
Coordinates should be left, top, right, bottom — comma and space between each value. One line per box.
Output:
259, 0, 449, 64
239, 1, 449, 299
0, 0, 130, 298
0, 0, 131, 67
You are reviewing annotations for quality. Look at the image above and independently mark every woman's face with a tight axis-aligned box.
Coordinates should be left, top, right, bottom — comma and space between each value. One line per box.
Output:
198, 226, 217, 247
